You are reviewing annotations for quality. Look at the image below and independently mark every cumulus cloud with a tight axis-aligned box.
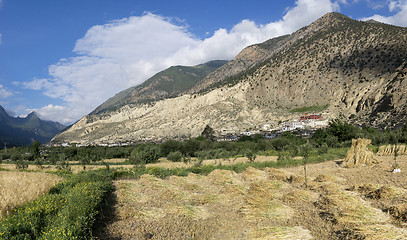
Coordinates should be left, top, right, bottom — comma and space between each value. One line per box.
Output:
0, 84, 13, 98
361, 0, 407, 26
22, 0, 340, 124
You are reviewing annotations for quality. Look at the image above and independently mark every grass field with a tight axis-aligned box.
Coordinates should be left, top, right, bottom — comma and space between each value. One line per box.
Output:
101, 155, 407, 240
0, 171, 63, 219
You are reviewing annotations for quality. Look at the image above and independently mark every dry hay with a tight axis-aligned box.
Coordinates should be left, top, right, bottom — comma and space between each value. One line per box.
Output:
0, 171, 62, 218
286, 174, 306, 184
282, 189, 319, 204
388, 204, 407, 222
107, 168, 317, 239
315, 182, 390, 226
241, 166, 269, 182
354, 184, 407, 200
263, 167, 293, 181
377, 144, 407, 156
337, 224, 407, 240
247, 226, 313, 240
342, 138, 379, 168
313, 174, 345, 183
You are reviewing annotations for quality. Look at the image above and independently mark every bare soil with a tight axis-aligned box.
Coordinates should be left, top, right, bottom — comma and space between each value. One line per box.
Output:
100, 155, 407, 239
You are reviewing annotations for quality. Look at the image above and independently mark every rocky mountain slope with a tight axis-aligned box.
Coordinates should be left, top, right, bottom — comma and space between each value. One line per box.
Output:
0, 105, 65, 147
91, 60, 227, 115
52, 12, 407, 144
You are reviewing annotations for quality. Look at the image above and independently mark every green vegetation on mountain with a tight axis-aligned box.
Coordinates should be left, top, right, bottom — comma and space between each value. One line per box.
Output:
91, 60, 227, 115
290, 104, 329, 113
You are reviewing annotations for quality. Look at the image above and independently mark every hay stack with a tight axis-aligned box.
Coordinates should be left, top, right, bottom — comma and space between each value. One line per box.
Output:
342, 139, 379, 168
376, 144, 407, 156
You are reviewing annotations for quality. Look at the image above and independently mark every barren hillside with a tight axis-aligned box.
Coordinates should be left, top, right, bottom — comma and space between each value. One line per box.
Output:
52, 12, 407, 144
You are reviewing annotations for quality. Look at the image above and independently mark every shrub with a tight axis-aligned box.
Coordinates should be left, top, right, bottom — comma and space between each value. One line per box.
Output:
15, 159, 28, 170
167, 151, 183, 162
129, 144, 160, 165
246, 151, 256, 163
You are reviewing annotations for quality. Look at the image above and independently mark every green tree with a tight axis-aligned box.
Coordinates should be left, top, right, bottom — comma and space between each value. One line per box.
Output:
327, 119, 356, 142
31, 141, 41, 159
129, 143, 160, 165
160, 140, 182, 157
246, 151, 257, 163
201, 125, 216, 141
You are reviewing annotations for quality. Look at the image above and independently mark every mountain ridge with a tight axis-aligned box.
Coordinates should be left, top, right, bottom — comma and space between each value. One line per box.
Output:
0, 105, 65, 147
91, 60, 228, 115
52, 12, 407, 144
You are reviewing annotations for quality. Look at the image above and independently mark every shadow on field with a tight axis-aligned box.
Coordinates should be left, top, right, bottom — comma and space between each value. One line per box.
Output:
93, 187, 120, 240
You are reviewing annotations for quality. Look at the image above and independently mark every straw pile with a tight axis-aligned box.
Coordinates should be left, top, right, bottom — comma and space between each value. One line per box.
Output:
376, 144, 407, 156
342, 139, 379, 168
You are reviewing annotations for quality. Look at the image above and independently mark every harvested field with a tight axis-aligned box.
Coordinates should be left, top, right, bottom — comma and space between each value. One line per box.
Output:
101, 155, 407, 240
0, 171, 63, 218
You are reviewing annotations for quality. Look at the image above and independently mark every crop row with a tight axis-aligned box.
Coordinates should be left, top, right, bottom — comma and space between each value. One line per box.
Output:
0, 169, 113, 240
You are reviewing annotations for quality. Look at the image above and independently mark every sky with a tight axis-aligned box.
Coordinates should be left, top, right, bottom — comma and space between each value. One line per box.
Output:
0, 0, 407, 125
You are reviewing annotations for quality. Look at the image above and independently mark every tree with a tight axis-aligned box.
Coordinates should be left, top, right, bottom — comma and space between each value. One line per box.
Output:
160, 140, 182, 157
129, 143, 160, 165
246, 151, 256, 163
31, 141, 41, 159
201, 125, 216, 141
300, 142, 312, 187
327, 119, 356, 142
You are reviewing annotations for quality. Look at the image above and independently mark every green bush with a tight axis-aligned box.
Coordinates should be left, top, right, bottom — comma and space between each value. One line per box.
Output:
167, 151, 183, 162
129, 143, 160, 165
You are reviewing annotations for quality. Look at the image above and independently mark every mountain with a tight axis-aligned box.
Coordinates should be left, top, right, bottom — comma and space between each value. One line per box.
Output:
52, 12, 407, 144
0, 105, 65, 147
91, 60, 228, 115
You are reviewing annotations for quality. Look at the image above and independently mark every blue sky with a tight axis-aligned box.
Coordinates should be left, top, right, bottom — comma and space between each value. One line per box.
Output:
0, 0, 406, 125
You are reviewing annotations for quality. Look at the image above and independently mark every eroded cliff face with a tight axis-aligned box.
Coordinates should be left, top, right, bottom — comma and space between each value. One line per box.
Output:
52, 13, 407, 144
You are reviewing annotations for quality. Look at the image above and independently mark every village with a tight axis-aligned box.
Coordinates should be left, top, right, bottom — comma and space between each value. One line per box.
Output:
216, 113, 328, 141
51, 114, 329, 147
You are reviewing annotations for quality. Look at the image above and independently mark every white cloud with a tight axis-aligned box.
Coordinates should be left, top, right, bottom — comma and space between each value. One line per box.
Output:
21, 0, 340, 125
362, 0, 407, 26
0, 84, 13, 98
0, 33, 2, 44
34, 104, 72, 124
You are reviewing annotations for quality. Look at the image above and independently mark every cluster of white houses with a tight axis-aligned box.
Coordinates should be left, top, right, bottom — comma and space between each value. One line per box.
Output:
52, 114, 329, 147
217, 114, 328, 141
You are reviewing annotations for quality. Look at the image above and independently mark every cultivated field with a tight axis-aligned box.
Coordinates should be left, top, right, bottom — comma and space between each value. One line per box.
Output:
102, 155, 407, 239
0, 155, 279, 173
0, 171, 63, 218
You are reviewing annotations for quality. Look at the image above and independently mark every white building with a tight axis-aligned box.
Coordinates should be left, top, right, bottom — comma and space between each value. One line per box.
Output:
282, 121, 304, 131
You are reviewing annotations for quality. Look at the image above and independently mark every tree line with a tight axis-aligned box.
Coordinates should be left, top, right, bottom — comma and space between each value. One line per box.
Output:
1, 120, 406, 168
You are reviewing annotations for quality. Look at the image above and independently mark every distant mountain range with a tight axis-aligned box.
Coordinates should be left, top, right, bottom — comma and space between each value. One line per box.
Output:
53, 12, 407, 144
0, 105, 65, 147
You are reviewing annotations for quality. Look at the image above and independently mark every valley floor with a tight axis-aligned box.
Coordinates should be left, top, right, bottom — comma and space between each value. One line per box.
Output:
99, 155, 407, 240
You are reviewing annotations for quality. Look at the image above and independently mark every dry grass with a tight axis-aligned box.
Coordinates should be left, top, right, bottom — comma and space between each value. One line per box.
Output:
0, 171, 63, 218
101, 155, 407, 240
343, 138, 379, 168
377, 144, 407, 156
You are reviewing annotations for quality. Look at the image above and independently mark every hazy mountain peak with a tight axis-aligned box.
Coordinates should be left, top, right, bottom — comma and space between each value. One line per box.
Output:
0, 105, 65, 147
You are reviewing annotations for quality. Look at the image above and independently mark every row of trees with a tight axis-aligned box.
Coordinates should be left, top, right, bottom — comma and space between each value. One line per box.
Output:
1, 120, 406, 167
